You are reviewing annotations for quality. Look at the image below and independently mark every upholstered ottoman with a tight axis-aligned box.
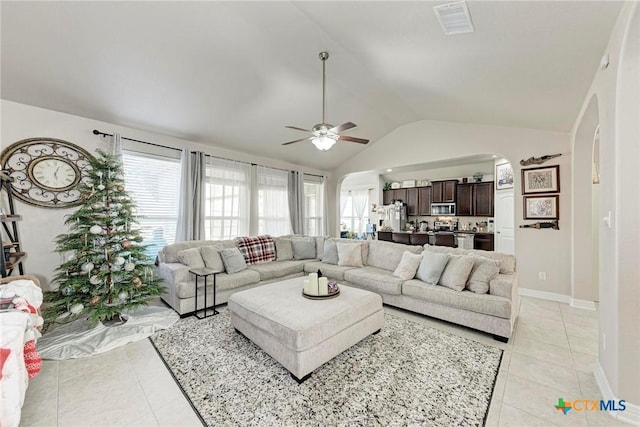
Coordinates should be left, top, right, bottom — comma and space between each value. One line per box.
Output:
228, 277, 384, 383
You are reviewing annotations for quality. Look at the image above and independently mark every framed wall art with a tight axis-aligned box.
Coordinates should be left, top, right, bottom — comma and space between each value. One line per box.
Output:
523, 195, 559, 220
495, 162, 514, 190
521, 165, 560, 194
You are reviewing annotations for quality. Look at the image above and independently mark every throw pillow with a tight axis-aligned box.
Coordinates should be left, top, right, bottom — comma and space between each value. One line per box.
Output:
291, 237, 316, 260
439, 255, 475, 292
200, 243, 225, 272
274, 237, 293, 261
466, 257, 500, 294
219, 247, 248, 274
177, 247, 205, 269
393, 251, 423, 280
322, 239, 339, 265
415, 251, 450, 284
337, 242, 364, 267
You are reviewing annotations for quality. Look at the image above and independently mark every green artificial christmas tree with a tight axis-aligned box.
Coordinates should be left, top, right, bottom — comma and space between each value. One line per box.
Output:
44, 149, 163, 324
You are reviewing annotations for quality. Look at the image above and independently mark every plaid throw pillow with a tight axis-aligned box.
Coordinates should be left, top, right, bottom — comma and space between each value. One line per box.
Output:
234, 235, 276, 265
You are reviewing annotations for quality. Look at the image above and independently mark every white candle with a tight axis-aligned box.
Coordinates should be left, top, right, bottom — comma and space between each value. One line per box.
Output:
303, 279, 312, 295
308, 273, 318, 295
318, 277, 328, 296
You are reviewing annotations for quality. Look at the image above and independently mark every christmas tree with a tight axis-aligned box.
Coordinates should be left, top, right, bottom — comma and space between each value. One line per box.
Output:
43, 149, 163, 324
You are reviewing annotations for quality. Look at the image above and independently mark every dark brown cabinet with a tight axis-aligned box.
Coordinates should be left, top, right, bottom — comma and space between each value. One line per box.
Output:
406, 188, 418, 216
409, 233, 431, 246
377, 231, 393, 242
418, 187, 432, 216
456, 183, 474, 216
474, 182, 494, 217
473, 233, 494, 251
431, 180, 458, 203
382, 189, 407, 205
455, 181, 494, 217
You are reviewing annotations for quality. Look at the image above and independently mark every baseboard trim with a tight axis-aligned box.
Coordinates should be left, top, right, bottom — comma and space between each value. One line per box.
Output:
594, 362, 640, 425
570, 299, 597, 310
518, 288, 572, 304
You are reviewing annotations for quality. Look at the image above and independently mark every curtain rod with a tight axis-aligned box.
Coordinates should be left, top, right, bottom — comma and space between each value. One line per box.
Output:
93, 128, 325, 178
92, 129, 182, 152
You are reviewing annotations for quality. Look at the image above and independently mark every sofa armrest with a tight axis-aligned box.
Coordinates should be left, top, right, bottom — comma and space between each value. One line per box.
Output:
489, 273, 517, 300
157, 262, 191, 286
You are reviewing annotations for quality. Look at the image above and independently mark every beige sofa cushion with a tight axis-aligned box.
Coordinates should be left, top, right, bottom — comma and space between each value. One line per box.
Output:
393, 251, 422, 280
439, 255, 474, 292
423, 244, 515, 274
175, 269, 261, 299
248, 260, 305, 281
304, 262, 358, 281
402, 280, 512, 319
161, 240, 225, 263
200, 243, 225, 271
274, 237, 293, 261
367, 240, 422, 272
344, 266, 404, 295
337, 242, 364, 267
177, 248, 205, 268
466, 257, 500, 294
489, 273, 517, 299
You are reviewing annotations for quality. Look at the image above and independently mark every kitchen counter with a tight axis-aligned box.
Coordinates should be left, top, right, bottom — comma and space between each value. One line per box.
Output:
377, 230, 494, 250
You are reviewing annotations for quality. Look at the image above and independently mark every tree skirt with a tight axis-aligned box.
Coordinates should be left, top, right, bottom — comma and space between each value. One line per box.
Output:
38, 306, 178, 360
151, 312, 502, 426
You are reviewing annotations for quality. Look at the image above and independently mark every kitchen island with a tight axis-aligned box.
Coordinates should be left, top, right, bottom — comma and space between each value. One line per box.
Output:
377, 230, 494, 251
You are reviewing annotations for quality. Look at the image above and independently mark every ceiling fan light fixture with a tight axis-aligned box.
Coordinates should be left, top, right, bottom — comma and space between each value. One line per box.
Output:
311, 135, 337, 151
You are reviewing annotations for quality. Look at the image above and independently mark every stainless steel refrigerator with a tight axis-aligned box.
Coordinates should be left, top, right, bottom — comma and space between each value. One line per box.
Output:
384, 203, 407, 231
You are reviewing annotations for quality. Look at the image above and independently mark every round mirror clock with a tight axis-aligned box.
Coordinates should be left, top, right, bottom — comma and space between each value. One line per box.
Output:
1, 138, 93, 208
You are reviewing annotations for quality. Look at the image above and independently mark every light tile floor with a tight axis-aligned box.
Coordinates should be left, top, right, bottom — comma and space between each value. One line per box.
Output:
20, 296, 628, 427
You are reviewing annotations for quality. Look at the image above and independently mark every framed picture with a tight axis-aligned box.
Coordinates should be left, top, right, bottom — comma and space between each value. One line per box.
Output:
521, 165, 560, 194
523, 195, 559, 220
495, 162, 514, 190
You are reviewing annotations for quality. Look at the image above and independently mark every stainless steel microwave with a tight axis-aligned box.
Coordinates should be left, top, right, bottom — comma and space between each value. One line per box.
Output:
431, 203, 456, 216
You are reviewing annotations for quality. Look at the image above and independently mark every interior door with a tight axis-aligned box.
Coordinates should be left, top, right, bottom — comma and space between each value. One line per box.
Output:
495, 190, 514, 254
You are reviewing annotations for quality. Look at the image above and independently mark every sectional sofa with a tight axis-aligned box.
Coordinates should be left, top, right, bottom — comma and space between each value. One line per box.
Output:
157, 236, 518, 341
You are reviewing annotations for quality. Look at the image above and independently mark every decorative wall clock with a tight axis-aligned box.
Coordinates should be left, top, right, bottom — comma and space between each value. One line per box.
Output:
1, 138, 93, 208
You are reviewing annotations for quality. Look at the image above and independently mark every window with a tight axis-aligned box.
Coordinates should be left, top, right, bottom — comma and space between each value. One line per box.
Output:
303, 175, 324, 236
340, 190, 369, 235
122, 151, 181, 258
204, 157, 250, 240
257, 166, 291, 236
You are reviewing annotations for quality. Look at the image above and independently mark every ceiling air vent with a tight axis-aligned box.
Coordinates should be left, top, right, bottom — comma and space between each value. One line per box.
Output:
433, 1, 475, 35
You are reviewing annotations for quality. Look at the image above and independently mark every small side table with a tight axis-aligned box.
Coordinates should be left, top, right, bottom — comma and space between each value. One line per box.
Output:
189, 267, 222, 319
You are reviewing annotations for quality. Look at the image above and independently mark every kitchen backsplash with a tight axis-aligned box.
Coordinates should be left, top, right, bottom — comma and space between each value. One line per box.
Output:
407, 215, 493, 231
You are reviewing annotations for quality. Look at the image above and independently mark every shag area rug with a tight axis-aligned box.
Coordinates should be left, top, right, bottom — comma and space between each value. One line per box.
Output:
150, 311, 502, 426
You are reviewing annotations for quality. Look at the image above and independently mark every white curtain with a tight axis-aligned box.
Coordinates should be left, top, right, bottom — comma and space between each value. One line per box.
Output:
257, 166, 291, 236
321, 176, 328, 237
340, 191, 349, 218
111, 133, 123, 166
204, 156, 250, 240
351, 189, 369, 234
287, 171, 305, 235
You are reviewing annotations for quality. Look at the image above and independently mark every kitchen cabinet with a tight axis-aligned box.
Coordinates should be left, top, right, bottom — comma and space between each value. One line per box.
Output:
382, 189, 407, 205
473, 233, 495, 251
431, 180, 458, 203
406, 188, 418, 216
409, 233, 430, 246
392, 233, 411, 244
377, 231, 393, 242
456, 181, 494, 217
418, 187, 432, 216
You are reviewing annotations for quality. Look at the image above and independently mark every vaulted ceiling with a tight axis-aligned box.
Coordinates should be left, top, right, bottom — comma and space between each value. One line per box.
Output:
1, 1, 622, 170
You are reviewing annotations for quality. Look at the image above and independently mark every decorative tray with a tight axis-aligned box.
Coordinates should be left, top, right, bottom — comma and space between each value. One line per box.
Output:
302, 288, 340, 300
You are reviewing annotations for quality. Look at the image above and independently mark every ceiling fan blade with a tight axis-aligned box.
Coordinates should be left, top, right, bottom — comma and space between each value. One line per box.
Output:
339, 135, 369, 144
330, 122, 357, 133
282, 137, 310, 146
285, 126, 311, 132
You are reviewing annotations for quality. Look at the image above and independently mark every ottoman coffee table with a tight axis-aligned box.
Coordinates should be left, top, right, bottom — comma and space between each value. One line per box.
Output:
228, 277, 384, 383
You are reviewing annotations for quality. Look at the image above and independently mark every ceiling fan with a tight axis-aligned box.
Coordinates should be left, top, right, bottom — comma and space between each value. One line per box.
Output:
283, 51, 369, 151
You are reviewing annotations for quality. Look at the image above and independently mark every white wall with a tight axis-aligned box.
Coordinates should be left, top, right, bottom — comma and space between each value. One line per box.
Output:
0, 100, 328, 289
330, 120, 571, 296
571, 1, 639, 413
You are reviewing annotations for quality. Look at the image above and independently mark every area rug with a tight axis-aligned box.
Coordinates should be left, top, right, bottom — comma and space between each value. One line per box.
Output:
150, 311, 502, 426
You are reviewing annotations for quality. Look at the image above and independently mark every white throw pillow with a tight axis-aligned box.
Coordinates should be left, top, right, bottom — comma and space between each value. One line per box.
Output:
200, 243, 225, 272
393, 251, 423, 280
439, 255, 475, 292
416, 251, 450, 284
177, 247, 205, 268
466, 257, 500, 294
337, 242, 364, 267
